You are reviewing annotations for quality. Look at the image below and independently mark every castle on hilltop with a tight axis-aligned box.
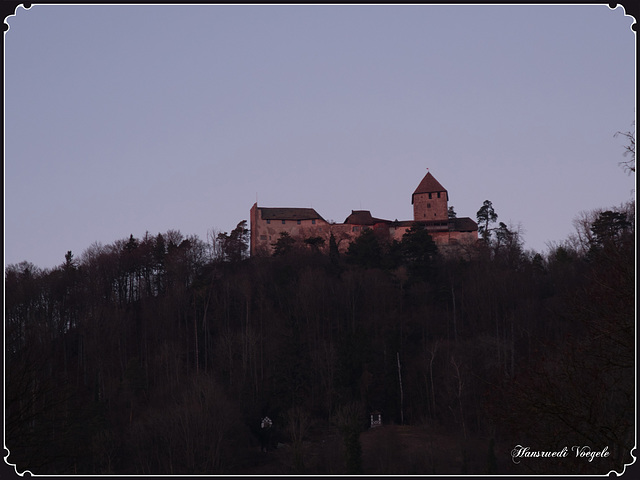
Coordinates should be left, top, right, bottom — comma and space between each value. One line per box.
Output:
250, 171, 479, 257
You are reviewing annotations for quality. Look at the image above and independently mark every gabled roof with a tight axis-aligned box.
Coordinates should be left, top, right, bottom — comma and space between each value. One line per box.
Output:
259, 207, 326, 221
344, 210, 391, 225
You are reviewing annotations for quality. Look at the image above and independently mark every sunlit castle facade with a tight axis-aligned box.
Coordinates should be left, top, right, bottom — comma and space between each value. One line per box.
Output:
250, 171, 479, 257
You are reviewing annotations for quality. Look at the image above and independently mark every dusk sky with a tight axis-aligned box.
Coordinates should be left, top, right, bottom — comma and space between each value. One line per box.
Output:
4, 4, 636, 270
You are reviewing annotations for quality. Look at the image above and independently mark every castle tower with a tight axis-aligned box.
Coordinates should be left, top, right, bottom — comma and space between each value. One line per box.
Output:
412, 171, 449, 222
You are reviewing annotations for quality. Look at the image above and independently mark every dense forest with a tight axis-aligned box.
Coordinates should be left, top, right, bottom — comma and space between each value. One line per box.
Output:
5, 190, 635, 475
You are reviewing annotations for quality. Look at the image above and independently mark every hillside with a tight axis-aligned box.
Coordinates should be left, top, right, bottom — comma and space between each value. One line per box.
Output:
5, 203, 635, 475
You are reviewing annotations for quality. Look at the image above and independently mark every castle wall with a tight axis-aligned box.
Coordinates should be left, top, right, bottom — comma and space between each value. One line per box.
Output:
250, 172, 477, 257
413, 192, 448, 222
250, 220, 329, 256
389, 226, 476, 245
250, 204, 365, 255
252, 211, 478, 256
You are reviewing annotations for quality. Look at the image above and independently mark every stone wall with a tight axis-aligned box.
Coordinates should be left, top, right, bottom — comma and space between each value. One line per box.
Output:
250, 204, 478, 257
413, 192, 448, 222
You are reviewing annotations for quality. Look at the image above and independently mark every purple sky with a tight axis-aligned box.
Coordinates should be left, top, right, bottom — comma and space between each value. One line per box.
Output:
4, 4, 636, 269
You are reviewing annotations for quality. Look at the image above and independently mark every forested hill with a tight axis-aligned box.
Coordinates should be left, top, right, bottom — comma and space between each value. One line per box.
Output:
4, 202, 635, 475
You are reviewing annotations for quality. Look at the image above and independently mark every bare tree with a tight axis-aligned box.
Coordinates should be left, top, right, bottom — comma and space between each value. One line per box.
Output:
427, 340, 439, 421
397, 352, 404, 425
285, 406, 312, 472
450, 355, 466, 440
614, 121, 635, 174
332, 402, 365, 474
568, 209, 601, 255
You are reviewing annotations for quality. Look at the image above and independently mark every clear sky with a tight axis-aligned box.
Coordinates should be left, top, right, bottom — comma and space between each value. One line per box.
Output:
4, 4, 636, 270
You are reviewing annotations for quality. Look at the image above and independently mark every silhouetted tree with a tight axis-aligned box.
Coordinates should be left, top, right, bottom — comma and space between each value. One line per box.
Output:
332, 402, 365, 474
614, 121, 635, 174
272, 231, 296, 256
345, 228, 382, 269
400, 223, 438, 282
216, 221, 249, 262
476, 200, 498, 241
589, 210, 631, 250
304, 236, 325, 253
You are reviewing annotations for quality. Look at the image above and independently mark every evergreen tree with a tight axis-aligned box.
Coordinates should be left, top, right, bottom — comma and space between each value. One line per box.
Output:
345, 229, 382, 269
216, 220, 250, 262
272, 231, 296, 256
304, 236, 325, 252
476, 200, 498, 240
400, 223, 438, 281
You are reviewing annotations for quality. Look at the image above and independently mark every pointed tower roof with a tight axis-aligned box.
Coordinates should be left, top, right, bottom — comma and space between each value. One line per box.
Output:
412, 171, 448, 203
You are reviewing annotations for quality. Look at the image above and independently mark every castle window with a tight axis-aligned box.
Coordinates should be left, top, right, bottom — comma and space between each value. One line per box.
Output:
427, 203, 431, 208
312, 219, 316, 225
297, 220, 301, 225
266, 219, 271, 224
282, 220, 286, 225
429, 193, 432, 199
437, 192, 441, 198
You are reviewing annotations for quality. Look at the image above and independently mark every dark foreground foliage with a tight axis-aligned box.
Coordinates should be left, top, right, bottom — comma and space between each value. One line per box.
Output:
4, 205, 635, 475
